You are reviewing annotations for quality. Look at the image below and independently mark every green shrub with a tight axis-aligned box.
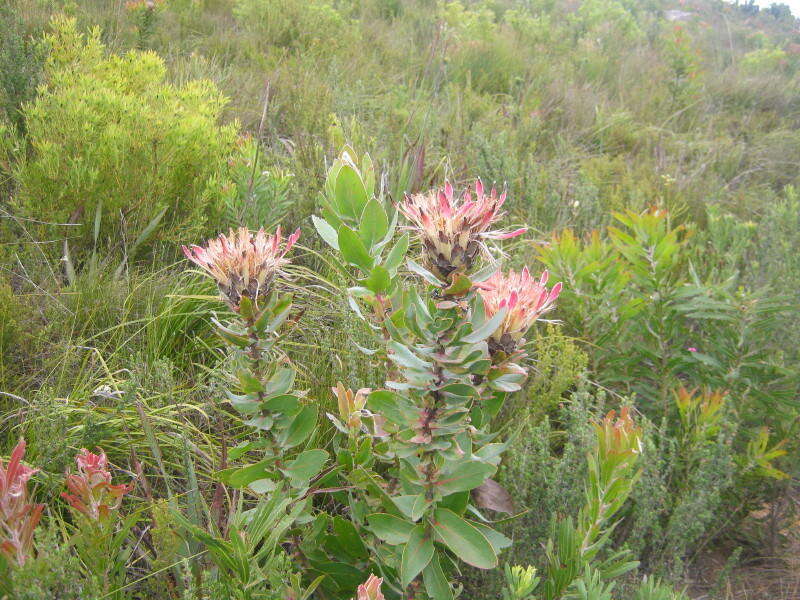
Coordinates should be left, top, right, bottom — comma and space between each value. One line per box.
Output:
14, 16, 239, 254
0, 4, 44, 131
232, 0, 355, 52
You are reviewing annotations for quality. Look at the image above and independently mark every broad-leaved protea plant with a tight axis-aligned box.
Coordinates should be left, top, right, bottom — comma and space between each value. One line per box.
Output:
309, 148, 565, 599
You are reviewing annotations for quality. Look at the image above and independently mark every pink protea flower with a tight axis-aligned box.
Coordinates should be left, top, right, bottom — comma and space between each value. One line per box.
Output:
477, 267, 562, 355
355, 574, 385, 600
0, 439, 44, 566
398, 179, 526, 280
61, 449, 132, 523
182, 226, 301, 311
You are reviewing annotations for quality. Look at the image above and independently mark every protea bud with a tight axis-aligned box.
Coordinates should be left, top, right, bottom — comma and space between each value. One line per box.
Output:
355, 574, 385, 600
182, 226, 301, 312
398, 179, 525, 280
477, 267, 562, 355
332, 382, 370, 431
61, 449, 132, 522
595, 406, 642, 460
0, 439, 44, 566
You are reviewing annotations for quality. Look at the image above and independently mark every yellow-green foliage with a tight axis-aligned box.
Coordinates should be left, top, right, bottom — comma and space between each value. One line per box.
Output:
232, 0, 356, 52
15, 16, 238, 251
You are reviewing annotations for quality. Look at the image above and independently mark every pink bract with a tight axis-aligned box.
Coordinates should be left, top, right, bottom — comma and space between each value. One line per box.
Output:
398, 179, 525, 280
61, 448, 132, 523
355, 574, 385, 600
477, 267, 562, 354
182, 226, 301, 311
0, 439, 44, 566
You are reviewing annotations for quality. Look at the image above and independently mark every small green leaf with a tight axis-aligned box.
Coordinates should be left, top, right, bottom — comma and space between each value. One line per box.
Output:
367, 390, 417, 425
359, 198, 389, 249
462, 306, 508, 343
238, 371, 264, 394
388, 341, 432, 371
471, 522, 512, 553
384, 233, 409, 273
260, 394, 300, 415
335, 163, 369, 220
312, 215, 340, 250
431, 508, 497, 569
401, 524, 434, 586
367, 513, 415, 545
407, 258, 444, 287
264, 368, 295, 397
280, 449, 328, 487
333, 517, 369, 560
243, 414, 274, 431
363, 265, 391, 295
338, 226, 374, 272
435, 462, 495, 496
423, 553, 453, 600
437, 383, 478, 397
443, 273, 472, 297
280, 405, 318, 448
217, 460, 272, 488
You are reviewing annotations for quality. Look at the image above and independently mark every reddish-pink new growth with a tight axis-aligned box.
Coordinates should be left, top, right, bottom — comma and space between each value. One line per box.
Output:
478, 267, 562, 354
398, 179, 525, 279
182, 226, 301, 310
61, 449, 132, 522
0, 439, 44, 566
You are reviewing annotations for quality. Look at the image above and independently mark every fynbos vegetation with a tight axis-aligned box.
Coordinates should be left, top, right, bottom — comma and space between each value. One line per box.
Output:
0, 1, 798, 599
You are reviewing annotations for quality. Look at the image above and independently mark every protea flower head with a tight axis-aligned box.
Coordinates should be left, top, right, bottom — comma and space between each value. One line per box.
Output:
182, 226, 301, 311
477, 267, 562, 355
398, 179, 525, 280
355, 574, 385, 600
61, 448, 132, 522
0, 439, 44, 566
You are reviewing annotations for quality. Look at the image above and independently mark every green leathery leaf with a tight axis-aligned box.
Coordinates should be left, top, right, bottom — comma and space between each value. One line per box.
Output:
280, 405, 318, 448
333, 516, 369, 560
216, 460, 273, 488
367, 390, 417, 425
431, 508, 497, 569
461, 306, 508, 344
435, 462, 495, 496
401, 524, 434, 586
367, 513, 415, 545
281, 449, 328, 487
238, 371, 264, 394
387, 341, 431, 370
407, 258, 444, 287
264, 367, 295, 397
335, 163, 369, 220
312, 215, 340, 250
363, 265, 391, 295
338, 225, 374, 272
359, 198, 389, 249
423, 553, 453, 600
383, 233, 409, 273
